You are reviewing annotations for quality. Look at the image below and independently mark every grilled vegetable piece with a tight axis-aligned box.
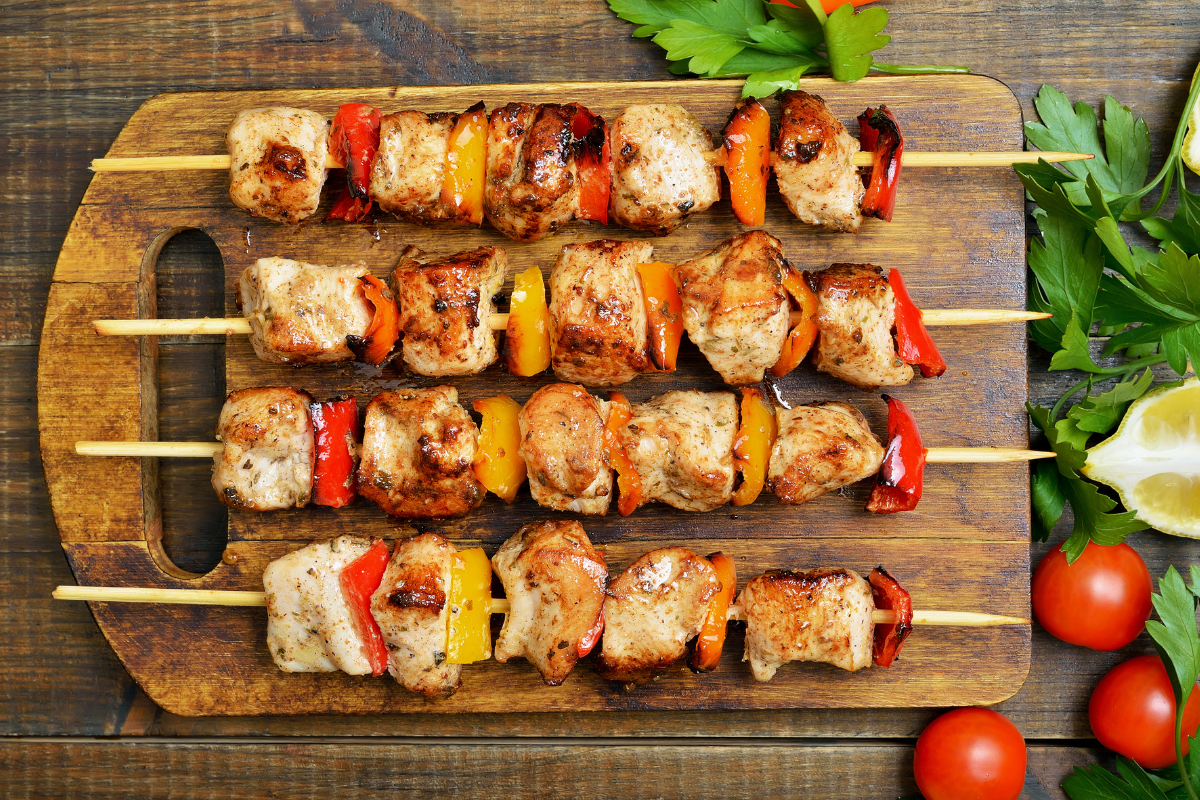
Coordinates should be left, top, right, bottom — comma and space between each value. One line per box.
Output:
597, 548, 720, 685
369, 108, 481, 225
349, 274, 401, 367
769, 263, 820, 378
774, 91, 863, 233
518, 383, 613, 515
857, 105, 904, 222
690, 552, 737, 672
446, 548, 493, 665
549, 239, 652, 387
609, 104, 721, 234
888, 268, 947, 378
674, 230, 790, 386
485, 103, 579, 241
731, 387, 778, 507
472, 395, 527, 503
237, 258, 375, 366
355, 387, 485, 519
868, 567, 914, 668
370, 533, 462, 697
492, 520, 608, 685
637, 262, 685, 372
503, 266, 552, 377
311, 397, 359, 509
807, 263, 914, 390
866, 395, 927, 514
723, 99, 772, 226
263, 535, 381, 674
569, 103, 610, 223
390, 245, 505, 376
212, 387, 315, 511
338, 538, 391, 676
441, 102, 487, 225
326, 102, 381, 222
227, 107, 330, 224
617, 390, 738, 513
739, 568, 876, 680
767, 402, 885, 505
603, 392, 643, 517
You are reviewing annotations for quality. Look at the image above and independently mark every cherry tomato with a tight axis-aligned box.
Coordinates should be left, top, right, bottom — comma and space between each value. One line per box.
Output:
913, 708, 1027, 800
1032, 541, 1152, 651
1089, 654, 1200, 769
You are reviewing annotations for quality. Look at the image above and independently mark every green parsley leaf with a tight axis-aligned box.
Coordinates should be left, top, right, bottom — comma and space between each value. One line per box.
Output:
741, 65, 812, 99
764, 0, 826, 48
1063, 760, 1165, 800
822, 4, 888, 82
1027, 215, 1103, 352
1099, 246, 1200, 375
747, 21, 820, 57
607, 0, 766, 38
1049, 312, 1103, 373
712, 49, 815, 76
652, 20, 745, 76
1146, 566, 1200, 710
1065, 369, 1155, 434
1031, 458, 1066, 541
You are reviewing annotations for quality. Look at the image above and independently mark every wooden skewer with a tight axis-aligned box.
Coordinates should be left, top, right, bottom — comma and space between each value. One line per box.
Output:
52, 586, 1027, 627
92, 150, 1092, 173
93, 309, 1051, 338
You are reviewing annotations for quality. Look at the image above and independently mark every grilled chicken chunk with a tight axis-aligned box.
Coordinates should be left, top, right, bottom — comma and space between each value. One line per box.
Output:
597, 548, 720, 684
227, 107, 329, 224
237, 257, 374, 365
768, 402, 885, 505
549, 239, 651, 386
370, 533, 462, 697
673, 231, 790, 385
390, 245, 505, 376
774, 91, 864, 233
356, 387, 485, 519
609, 104, 721, 234
369, 109, 475, 224
485, 103, 579, 241
263, 535, 380, 674
492, 520, 608, 685
738, 568, 875, 680
807, 264, 913, 390
519, 383, 612, 515
212, 387, 314, 511
618, 390, 738, 512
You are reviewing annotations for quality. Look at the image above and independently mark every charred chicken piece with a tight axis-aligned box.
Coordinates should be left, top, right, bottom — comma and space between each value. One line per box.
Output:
390, 245, 506, 376
369, 533, 462, 697
806, 263, 913, 390
774, 91, 864, 233
738, 568, 875, 680
227, 107, 330, 224
597, 548, 720, 684
356, 387, 485, 519
485, 103, 579, 241
492, 520, 608, 685
237, 257, 374, 365
549, 239, 651, 387
609, 104, 721, 234
518, 383, 612, 515
618, 390, 738, 512
673, 231, 790, 385
212, 387, 314, 511
370, 109, 470, 224
263, 535, 379, 674
768, 402, 885, 505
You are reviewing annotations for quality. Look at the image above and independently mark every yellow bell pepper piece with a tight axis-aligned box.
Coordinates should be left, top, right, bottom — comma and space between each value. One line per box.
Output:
447, 547, 493, 665
441, 103, 486, 225
472, 395, 526, 503
503, 267, 551, 377
731, 387, 777, 506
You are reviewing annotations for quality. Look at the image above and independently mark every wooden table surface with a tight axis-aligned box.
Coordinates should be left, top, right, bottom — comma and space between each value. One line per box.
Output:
3, 1, 1198, 796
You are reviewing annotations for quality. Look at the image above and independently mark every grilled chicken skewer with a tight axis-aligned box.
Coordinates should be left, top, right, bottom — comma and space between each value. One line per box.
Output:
54, 524, 1028, 696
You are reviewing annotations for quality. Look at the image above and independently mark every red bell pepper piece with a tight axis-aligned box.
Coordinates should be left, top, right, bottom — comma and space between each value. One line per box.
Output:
311, 397, 359, 508
857, 105, 904, 222
866, 395, 927, 514
347, 274, 400, 367
338, 538, 390, 676
569, 103, 610, 224
868, 566, 914, 668
578, 608, 604, 658
326, 103, 381, 223
887, 268, 946, 378
326, 185, 372, 222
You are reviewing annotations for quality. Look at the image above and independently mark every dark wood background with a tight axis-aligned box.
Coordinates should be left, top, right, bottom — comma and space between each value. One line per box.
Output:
3, 1, 1198, 796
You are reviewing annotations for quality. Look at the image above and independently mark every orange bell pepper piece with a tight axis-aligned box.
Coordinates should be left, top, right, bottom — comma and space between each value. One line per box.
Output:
446, 547, 493, 665
690, 552, 736, 672
348, 274, 400, 366
603, 392, 643, 517
503, 266, 552, 377
723, 99, 771, 227
441, 102, 487, 225
472, 395, 526, 503
637, 262, 684, 372
731, 387, 777, 506
769, 265, 820, 377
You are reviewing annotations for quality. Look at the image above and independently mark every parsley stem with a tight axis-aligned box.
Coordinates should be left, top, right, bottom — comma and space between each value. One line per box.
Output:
1177, 696, 1199, 800
871, 63, 971, 75
1049, 355, 1168, 421
1122, 67, 1200, 219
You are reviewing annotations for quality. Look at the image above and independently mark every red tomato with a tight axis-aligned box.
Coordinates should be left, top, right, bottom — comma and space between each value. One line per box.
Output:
913, 708, 1027, 800
1032, 540, 1152, 651
1089, 654, 1200, 769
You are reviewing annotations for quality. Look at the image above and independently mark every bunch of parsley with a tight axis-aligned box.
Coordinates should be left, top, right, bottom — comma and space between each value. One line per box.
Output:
1022, 73, 1200, 562
1063, 566, 1200, 800
607, 0, 968, 96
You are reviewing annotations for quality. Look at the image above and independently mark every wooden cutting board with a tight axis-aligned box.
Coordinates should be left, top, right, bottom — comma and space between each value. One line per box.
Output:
38, 76, 1032, 716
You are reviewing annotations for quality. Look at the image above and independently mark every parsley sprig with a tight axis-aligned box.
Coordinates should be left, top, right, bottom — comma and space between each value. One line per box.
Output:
607, 0, 969, 96
1023, 69, 1200, 560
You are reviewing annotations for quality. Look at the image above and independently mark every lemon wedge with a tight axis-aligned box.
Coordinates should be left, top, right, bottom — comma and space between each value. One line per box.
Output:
1184, 66, 1200, 176
1082, 377, 1200, 537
